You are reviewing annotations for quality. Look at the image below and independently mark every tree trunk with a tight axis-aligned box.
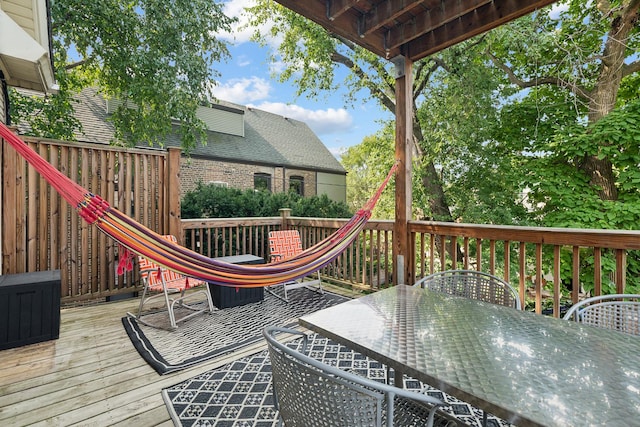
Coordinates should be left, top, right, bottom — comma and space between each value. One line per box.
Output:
411, 107, 453, 221
580, 2, 639, 201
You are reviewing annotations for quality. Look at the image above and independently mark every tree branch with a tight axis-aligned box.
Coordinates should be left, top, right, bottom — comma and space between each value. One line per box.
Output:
65, 59, 88, 70
485, 49, 592, 100
622, 59, 640, 77
330, 51, 396, 112
413, 59, 441, 101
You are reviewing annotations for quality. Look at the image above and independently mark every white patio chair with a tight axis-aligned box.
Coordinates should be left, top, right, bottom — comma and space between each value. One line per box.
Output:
563, 294, 640, 335
266, 230, 322, 302
127, 235, 213, 330
414, 269, 521, 310
263, 326, 452, 427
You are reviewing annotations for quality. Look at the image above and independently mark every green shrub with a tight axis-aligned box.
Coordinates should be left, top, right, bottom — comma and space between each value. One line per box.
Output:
181, 183, 353, 219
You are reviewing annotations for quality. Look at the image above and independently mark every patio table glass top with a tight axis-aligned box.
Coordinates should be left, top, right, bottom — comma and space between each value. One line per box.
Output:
299, 285, 640, 426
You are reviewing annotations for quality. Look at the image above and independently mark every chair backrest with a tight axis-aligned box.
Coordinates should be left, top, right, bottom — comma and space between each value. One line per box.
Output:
563, 294, 640, 335
138, 235, 184, 287
268, 230, 303, 261
415, 270, 521, 310
263, 326, 443, 427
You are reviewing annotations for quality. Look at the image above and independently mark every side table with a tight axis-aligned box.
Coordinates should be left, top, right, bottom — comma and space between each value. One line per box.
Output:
209, 255, 264, 309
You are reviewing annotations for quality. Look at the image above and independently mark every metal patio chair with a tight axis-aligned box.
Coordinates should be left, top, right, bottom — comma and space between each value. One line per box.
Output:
127, 235, 214, 330
414, 269, 521, 310
563, 294, 640, 336
266, 230, 322, 302
263, 326, 451, 427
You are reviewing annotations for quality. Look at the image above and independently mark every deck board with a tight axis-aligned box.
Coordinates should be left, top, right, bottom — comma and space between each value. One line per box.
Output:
0, 296, 270, 426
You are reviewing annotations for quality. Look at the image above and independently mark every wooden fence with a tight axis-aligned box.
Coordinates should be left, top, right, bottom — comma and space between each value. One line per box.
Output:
1, 131, 181, 303
4, 130, 640, 313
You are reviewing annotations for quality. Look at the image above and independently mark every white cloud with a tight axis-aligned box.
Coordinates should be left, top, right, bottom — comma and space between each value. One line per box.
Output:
250, 102, 353, 136
211, 77, 272, 104
236, 55, 251, 67
215, 0, 283, 49
214, 0, 266, 44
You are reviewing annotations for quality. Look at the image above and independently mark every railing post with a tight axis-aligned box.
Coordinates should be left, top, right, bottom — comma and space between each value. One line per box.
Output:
166, 147, 182, 243
279, 208, 292, 230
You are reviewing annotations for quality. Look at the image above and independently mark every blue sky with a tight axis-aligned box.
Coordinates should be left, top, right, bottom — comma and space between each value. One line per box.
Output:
209, 0, 393, 159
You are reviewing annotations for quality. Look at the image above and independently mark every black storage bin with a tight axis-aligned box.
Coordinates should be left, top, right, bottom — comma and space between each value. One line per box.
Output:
209, 255, 264, 309
0, 270, 61, 350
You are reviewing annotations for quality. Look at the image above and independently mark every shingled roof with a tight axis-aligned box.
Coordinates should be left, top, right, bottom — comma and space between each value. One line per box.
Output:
72, 88, 345, 175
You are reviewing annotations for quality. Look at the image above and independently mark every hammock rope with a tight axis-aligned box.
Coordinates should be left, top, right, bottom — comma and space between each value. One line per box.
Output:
0, 122, 397, 287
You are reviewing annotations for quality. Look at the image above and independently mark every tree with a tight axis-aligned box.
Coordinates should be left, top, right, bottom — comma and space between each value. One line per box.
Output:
246, 0, 639, 228
486, 0, 640, 207
341, 127, 396, 219
10, 0, 234, 153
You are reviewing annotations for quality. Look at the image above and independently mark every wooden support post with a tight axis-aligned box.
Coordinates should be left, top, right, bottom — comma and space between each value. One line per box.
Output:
392, 55, 413, 285
166, 147, 182, 244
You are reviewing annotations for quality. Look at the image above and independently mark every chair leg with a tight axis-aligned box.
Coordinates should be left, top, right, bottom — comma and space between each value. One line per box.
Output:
162, 284, 178, 330
316, 272, 323, 294
129, 281, 212, 330
136, 283, 150, 318
266, 273, 323, 303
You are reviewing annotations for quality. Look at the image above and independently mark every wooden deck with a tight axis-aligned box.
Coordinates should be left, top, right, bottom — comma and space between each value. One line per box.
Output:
0, 297, 271, 427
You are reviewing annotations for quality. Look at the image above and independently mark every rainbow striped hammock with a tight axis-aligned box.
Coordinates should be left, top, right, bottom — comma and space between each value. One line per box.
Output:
0, 121, 396, 288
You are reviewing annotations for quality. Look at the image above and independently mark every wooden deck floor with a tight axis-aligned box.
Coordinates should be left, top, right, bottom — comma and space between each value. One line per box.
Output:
0, 296, 271, 427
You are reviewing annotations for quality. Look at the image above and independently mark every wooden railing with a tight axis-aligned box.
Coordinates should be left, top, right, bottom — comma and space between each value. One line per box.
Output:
180, 214, 640, 317
182, 213, 395, 292
409, 222, 640, 316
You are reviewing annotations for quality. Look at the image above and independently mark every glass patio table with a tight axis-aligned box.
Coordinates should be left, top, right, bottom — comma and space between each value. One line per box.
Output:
299, 284, 640, 426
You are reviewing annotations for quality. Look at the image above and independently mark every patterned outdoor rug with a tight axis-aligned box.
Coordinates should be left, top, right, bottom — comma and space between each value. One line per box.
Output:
162, 333, 514, 427
122, 287, 349, 374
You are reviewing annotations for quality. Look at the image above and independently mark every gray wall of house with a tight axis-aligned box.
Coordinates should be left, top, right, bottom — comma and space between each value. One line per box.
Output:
317, 172, 347, 204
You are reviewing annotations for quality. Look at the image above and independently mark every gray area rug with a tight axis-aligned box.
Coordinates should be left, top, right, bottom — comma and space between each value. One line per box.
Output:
122, 287, 349, 374
162, 333, 514, 427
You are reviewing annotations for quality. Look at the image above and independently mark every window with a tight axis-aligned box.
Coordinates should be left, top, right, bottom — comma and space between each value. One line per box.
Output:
289, 176, 304, 196
254, 173, 272, 192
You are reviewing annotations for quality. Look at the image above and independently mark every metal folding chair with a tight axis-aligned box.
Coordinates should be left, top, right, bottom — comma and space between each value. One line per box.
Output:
266, 230, 322, 302
127, 235, 213, 330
